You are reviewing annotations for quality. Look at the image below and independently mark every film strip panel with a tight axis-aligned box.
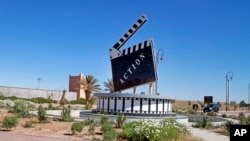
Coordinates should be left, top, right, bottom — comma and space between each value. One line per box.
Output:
112, 15, 148, 50
121, 39, 151, 56
111, 39, 156, 92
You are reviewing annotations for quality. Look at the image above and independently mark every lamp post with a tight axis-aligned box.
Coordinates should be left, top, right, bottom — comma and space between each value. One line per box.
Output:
225, 71, 233, 112
155, 49, 164, 95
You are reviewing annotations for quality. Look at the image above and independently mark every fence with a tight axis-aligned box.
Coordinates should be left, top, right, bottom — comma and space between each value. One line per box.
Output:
0, 86, 77, 101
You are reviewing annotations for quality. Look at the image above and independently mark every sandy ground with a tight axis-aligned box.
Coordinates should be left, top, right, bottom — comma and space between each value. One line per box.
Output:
0, 109, 103, 141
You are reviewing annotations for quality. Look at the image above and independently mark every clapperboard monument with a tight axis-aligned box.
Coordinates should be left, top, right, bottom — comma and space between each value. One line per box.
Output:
93, 15, 175, 117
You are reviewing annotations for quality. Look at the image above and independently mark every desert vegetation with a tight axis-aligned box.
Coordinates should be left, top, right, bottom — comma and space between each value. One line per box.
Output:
0, 96, 204, 141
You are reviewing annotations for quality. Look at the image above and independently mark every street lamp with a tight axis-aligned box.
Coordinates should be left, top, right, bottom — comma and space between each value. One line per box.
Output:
225, 71, 233, 112
155, 49, 164, 95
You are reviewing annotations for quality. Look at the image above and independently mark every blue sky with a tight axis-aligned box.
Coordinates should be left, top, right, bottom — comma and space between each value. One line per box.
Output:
0, 0, 249, 103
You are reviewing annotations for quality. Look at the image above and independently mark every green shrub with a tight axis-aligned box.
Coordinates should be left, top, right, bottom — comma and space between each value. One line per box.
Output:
88, 97, 97, 109
46, 103, 57, 110
207, 111, 217, 116
119, 121, 140, 140
11, 100, 35, 118
223, 120, 234, 133
6, 96, 19, 101
24, 121, 33, 128
31, 97, 55, 104
0, 101, 4, 108
188, 100, 191, 105
1, 99, 14, 110
246, 116, 250, 124
100, 114, 109, 125
103, 130, 117, 141
201, 116, 209, 128
192, 116, 214, 129
37, 105, 48, 123
0, 95, 4, 100
101, 123, 113, 133
71, 122, 83, 135
119, 119, 190, 141
187, 109, 197, 115
101, 123, 116, 141
165, 127, 180, 140
88, 124, 95, 136
60, 107, 73, 122
84, 117, 99, 126
238, 112, 247, 124
115, 114, 126, 128
2, 116, 18, 130
69, 98, 86, 105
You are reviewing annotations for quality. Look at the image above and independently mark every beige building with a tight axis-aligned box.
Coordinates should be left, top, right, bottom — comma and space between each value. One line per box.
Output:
69, 73, 86, 99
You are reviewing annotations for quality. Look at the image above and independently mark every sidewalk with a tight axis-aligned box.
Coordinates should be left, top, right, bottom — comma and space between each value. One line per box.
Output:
184, 122, 229, 141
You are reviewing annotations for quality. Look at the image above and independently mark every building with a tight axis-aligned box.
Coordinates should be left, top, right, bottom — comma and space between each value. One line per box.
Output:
69, 73, 86, 99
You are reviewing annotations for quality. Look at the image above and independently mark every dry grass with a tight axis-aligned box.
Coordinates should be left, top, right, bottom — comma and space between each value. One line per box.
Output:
177, 134, 204, 141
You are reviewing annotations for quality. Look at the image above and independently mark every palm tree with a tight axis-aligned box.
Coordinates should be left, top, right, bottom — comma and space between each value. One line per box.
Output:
80, 75, 101, 102
103, 79, 114, 93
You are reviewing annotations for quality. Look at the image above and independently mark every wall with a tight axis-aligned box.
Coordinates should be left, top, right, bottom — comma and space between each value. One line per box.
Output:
0, 86, 77, 101
69, 73, 86, 99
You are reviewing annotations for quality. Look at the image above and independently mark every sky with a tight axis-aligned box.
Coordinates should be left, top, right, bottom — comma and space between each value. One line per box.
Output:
0, 0, 249, 103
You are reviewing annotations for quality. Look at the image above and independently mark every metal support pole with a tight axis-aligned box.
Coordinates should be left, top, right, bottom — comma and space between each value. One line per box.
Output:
226, 78, 228, 111
225, 71, 233, 112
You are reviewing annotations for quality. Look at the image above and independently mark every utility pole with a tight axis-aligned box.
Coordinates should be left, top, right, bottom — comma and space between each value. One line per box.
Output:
37, 78, 42, 89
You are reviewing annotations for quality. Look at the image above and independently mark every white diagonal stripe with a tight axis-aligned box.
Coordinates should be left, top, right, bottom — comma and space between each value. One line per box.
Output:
130, 47, 133, 53
141, 41, 144, 49
124, 48, 128, 55
146, 40, 150, 47
135, 44, 139, 51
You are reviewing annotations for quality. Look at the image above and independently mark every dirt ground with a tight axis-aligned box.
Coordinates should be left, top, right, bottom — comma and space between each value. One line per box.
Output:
1, 100, 247, 140
0, 108, 102, 140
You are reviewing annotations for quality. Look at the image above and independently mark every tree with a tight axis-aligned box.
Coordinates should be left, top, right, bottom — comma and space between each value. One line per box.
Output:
103, 79, 114, 93
239, 100, 246, 107
80, 75, 101, 102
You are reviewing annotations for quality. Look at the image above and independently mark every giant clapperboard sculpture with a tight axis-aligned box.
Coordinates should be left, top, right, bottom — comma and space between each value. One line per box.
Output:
110, 15, 157, 92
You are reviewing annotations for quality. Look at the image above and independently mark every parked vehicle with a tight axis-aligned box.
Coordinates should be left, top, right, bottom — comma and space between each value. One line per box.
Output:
203, 103, 220, 112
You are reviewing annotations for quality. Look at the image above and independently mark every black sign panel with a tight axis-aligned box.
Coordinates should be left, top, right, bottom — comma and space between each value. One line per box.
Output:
111, 40, 157, 92
204, 96, 213, 104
